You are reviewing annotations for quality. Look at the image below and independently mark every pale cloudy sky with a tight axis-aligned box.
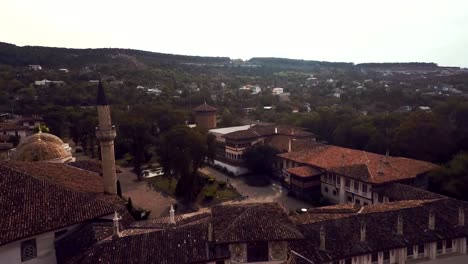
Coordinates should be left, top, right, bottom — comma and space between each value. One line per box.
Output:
1, 0, 467, 66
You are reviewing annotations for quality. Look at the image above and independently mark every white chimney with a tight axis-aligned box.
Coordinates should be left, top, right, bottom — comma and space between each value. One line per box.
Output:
208, 222, 213, 242
397, 214, 403, 235
429, 211, 435, 230
170, 205, 176, 225
288, 139, 292, 152
360, 222, 366, 242
459, 207, 465, 226
275, 127, 278, 134
113, 211, 122, 238
319, 225, 326, 250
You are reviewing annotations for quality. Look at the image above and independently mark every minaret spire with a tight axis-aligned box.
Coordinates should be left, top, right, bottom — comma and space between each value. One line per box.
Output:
97, 79, 108, 105
95, 81, 118, 195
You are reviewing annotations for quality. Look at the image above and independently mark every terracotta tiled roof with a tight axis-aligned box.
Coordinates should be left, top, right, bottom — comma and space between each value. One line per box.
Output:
122, 211, 212, 236
288, 166, 322, 177
3, 161, 125, 206
279, 145, 439, 184
69, 159, 122, 174
193, 103, 217, 112
0, 122, 28, 131
74, 223, 225, 264
290, 198, 468, 262
212, 202, 304, 243
5, 161, 103, 193
374, 182, 444, 201
0, 162, 123, 246
223, 125, 314, 140
56, 222, 114, 264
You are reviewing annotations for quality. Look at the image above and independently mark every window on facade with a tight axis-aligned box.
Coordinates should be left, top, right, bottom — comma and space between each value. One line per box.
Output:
333, 190, 337, 196
371, 253, 378, 263
378, 195, 384, 203
353, 181, 359, 191
437, 241, 443, 252
345, 258, 352, 264
407, 246, 414, 256
332, 174, 336, 182
362, 184, 368, 193
324, 187, 329, 193
247, 242, 268, 262
336, 176, 340, 185
418, 244, 425, 255
355, 199, 360, 204
363, 202, 369, 206
345, 179, 351, 189
21, 239, 37, 262
347, 196, 353, 202
383, 251, 390, 260
446, 239, 452, 250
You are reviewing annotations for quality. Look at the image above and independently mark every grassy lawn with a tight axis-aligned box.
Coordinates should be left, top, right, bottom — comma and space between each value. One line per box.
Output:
146, 172, 241, 205
199, 180, 241, 204
145, 176, 177, 197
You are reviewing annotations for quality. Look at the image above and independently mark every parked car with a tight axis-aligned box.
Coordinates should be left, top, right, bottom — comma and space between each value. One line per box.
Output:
142, 168, 164, 178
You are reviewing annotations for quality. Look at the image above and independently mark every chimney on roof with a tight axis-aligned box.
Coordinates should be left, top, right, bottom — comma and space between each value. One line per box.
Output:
169, 205, 176, 225
378, 159, 384, 176
319, 225, 326, 250
428, 210, 435, 230
360, 221, 366, 242
459, 207, 465, 226
397, 214, 403, 235
208, 222, 213, 242
288, 139, 292, 152
275, 127, 278, 134
112, 211, 122, 238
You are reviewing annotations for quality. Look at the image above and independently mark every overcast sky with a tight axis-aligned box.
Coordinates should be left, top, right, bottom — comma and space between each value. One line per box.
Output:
1, 0, 467, 67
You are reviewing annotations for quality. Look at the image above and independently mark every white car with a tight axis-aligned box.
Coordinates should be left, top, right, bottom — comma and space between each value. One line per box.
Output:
142, 168, 164, 178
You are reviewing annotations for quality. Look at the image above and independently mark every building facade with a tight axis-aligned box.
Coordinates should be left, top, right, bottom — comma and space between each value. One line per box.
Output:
194, 102, 217, 130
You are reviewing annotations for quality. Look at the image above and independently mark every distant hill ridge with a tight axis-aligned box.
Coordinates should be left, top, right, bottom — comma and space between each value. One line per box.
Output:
0, 42, 453, 70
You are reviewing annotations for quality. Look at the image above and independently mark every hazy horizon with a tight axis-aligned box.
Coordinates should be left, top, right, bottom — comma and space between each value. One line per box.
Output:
1, 0, 467, 67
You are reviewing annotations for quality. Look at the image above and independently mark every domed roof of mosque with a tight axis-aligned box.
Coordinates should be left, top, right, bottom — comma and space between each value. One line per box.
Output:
12, 139, 71, 162
18, 132, 65, 148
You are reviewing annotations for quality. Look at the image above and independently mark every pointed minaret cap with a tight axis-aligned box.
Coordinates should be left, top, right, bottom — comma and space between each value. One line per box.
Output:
97, 80, 108, 106
169, 205, 176, 225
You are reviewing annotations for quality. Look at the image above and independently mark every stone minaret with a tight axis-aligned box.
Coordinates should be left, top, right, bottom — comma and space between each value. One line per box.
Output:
96, 80, 117, 194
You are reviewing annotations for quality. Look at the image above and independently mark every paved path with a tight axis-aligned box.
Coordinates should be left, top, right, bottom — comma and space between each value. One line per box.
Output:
117, 167, 176, 219
199, 167, 312, 213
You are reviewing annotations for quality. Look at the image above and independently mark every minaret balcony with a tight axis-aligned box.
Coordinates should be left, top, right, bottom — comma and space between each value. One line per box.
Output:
96, 126, 117, 141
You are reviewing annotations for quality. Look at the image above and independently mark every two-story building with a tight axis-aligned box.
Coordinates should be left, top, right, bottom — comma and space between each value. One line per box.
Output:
222, 125, 315, 163
278, 144, 439, 205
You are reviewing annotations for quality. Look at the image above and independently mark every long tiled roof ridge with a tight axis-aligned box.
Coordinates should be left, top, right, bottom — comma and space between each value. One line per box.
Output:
375, 182, 446, 201
287, 166, 322, 177
223, 124, 314, 140
193, 102, 217, 112
0, 122, 29, 131
0, 163, 121, 246
73, 223, 219, 264
278, 145, 439, 184
3, 161, 104, 194
290, 198, 468, 262
212, 202, 304, 243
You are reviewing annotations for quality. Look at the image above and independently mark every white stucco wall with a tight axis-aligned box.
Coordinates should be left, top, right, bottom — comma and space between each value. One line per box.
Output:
0, 232, 57, 264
